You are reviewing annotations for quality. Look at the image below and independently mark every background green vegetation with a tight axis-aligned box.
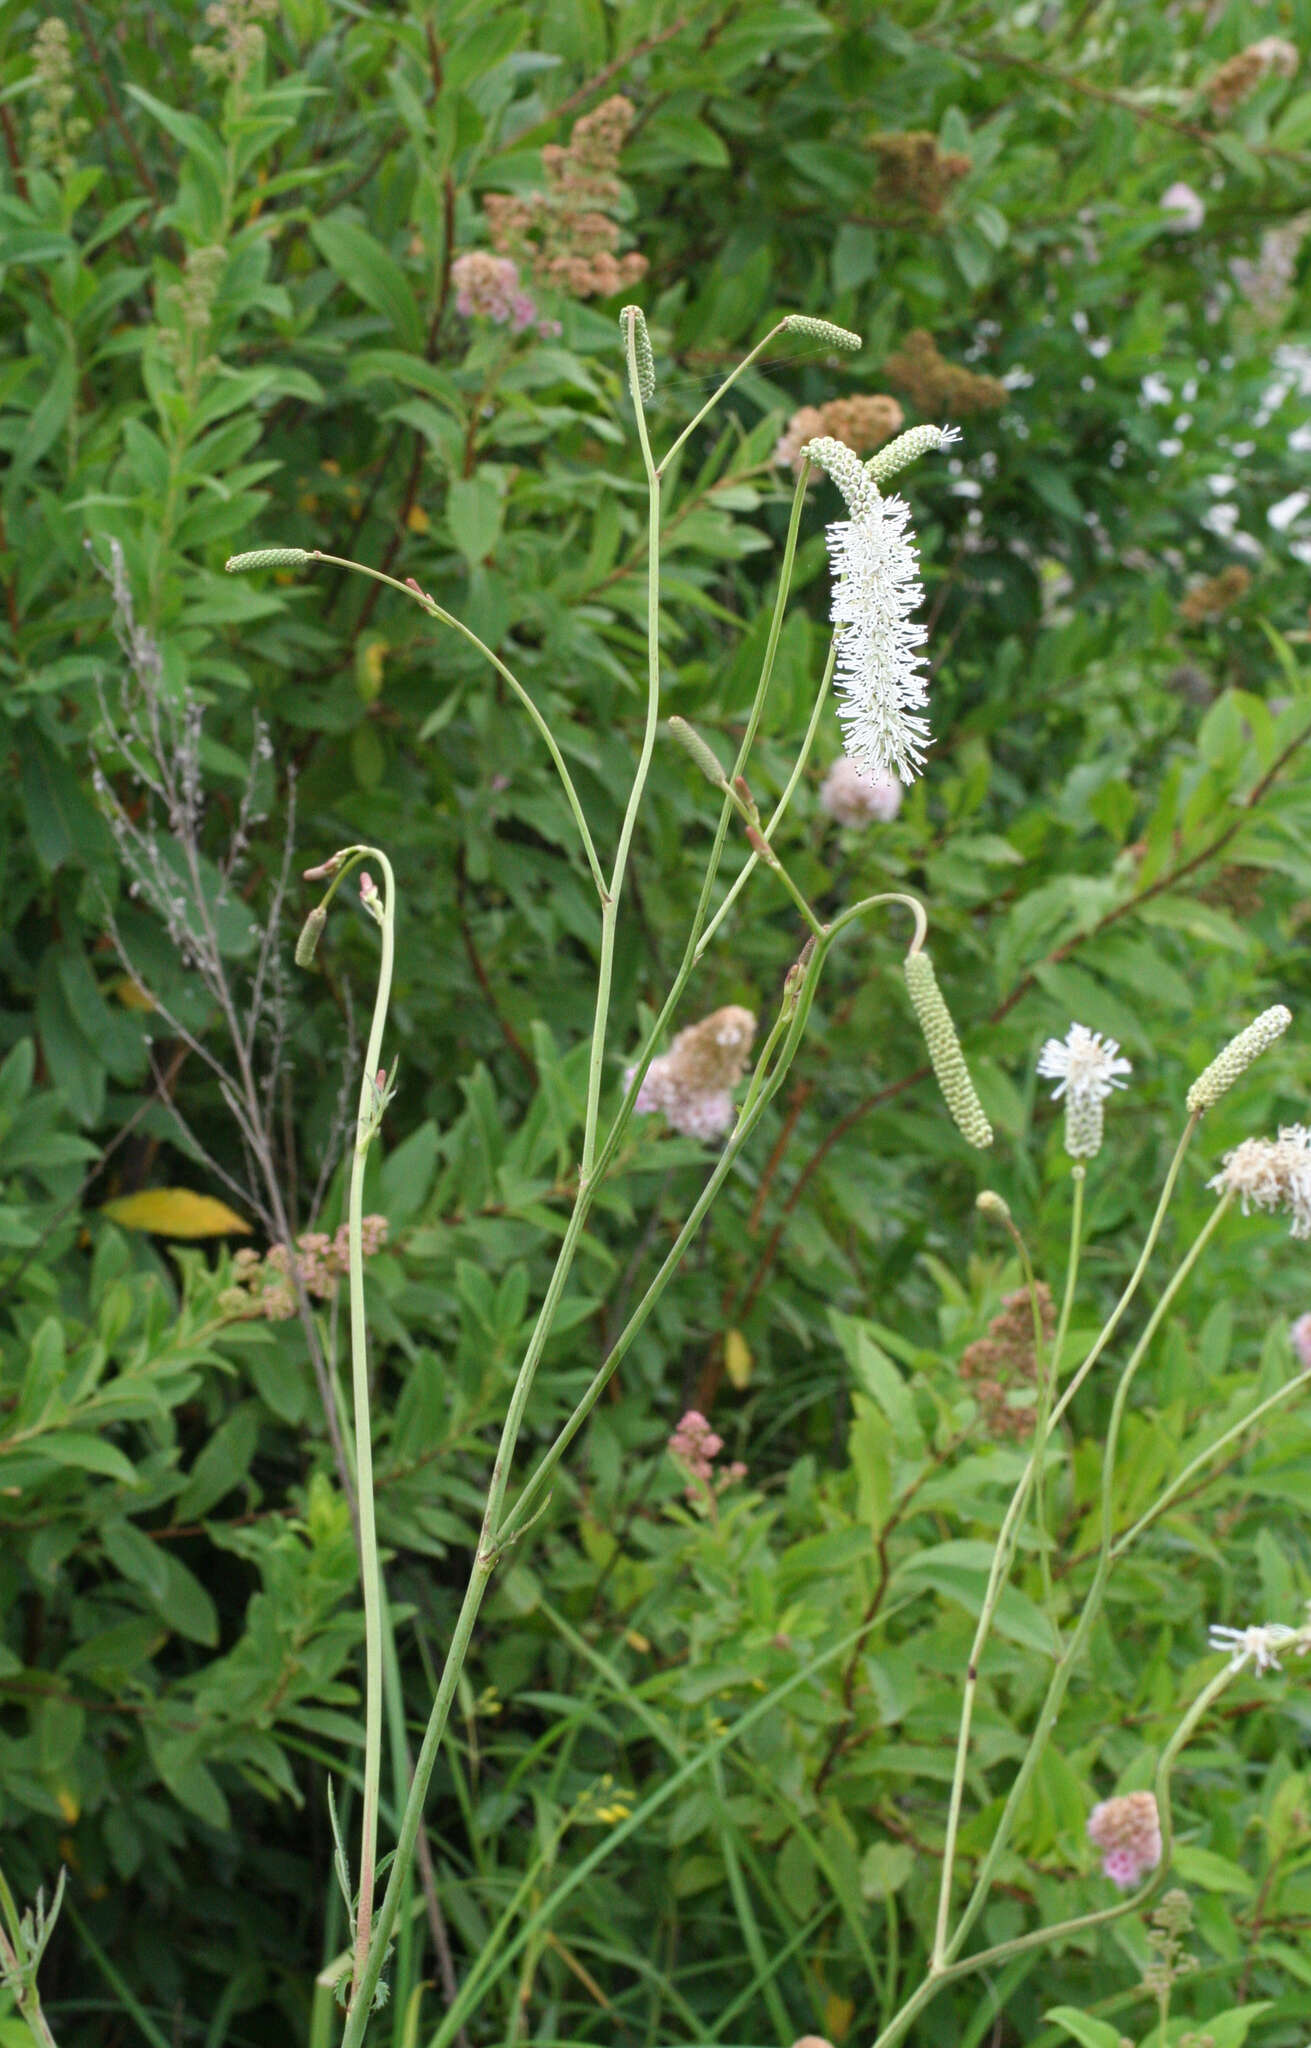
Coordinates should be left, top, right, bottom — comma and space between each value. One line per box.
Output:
2, 0, 1311, 2042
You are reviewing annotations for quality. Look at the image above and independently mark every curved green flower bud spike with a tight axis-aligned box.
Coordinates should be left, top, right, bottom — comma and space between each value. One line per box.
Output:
903, 949, 993, 1148
294, 904, 327, 968
666, 716, 727, 788
619, 305, 655, 402
226, 548, 312, 572
1187, 1004, 1292, 1114
784, 315, 863, 351
976, 1188, 1012, 1222
802, 435, 876, 516
866, 423, 961, 486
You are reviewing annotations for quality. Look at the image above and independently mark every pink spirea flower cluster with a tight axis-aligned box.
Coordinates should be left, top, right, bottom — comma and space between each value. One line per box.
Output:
1087, 1791, 1162, 1890
450, 251, 561, 339
667, 1409, 747, 1508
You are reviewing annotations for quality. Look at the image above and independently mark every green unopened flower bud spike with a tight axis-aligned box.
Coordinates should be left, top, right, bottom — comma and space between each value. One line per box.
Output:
226, 547, 312, 572
294, 903, 327, 968
1187, 1004, 1291, 1113
667, 716, 728, 789
903, 948, 993, 1148
619, 305, 655, 403
783, 314, 863, 352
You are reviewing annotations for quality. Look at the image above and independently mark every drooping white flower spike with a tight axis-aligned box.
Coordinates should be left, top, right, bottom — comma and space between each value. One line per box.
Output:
1036, 1022, 1132, 1160
1207, 1620, 1309, 1675
804, 427, 958, 787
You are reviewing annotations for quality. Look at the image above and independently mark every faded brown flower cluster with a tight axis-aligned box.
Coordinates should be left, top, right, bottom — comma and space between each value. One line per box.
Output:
959, 1283, 1054, 1439
868, 131, 972, 214
483, 95, 647, 302
883, 330, 1006, 417
1203, 37, 1298, 118
221, 1217, 390, 1321
1178, 563, 1250, 624
773, 393, 905, 476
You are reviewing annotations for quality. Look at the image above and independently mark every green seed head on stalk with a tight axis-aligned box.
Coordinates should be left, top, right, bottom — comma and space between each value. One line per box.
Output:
866, 423, 962, 485
903, 950, 993, 1148
1186, 1004, 1292, 1113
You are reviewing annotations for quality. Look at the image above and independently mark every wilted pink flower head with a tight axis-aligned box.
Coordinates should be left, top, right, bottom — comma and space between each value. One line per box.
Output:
667, 1409, 747, 1510
1293, 1314, 1311, 1372
1087, 1791, 1161, 1890
819, 755, 903, 826
629, 1005, 756, 1141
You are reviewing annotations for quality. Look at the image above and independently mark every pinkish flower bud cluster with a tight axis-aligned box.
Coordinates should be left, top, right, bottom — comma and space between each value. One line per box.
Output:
221, 1216, 390, 1320
1087, 1791, 1162, 1890
1293, 1313, 1311, 1372
667, 1409, 747, 1508
628, 1005, 756, 1142
819, 755, 904, 826
451, 251, 556, 336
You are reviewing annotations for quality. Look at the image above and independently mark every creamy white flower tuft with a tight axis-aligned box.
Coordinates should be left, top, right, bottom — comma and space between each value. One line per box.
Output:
1207, 1620, 1309, 1674
1209, 1125, 1311, 1237
1037, 1023, 1132, 1159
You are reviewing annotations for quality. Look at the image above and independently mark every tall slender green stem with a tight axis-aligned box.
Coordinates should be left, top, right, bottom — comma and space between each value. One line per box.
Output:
931, 1116, 1199, 1968
337, 849, 397, 2011
942, 1190, 1234, 1968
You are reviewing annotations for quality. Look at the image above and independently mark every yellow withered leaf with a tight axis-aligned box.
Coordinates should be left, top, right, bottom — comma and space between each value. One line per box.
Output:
724, 1328, 753, 1390
101, 1189, 252, 1238
111, 975, 154, 1012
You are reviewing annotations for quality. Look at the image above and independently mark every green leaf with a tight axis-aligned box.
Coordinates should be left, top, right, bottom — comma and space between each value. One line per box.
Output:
1171, 1845, 1255, 1896
447, 473, 506, 568
1044, 2009, 1124, 2048
33, 1432, 138, 1485
309, 215, 423, 350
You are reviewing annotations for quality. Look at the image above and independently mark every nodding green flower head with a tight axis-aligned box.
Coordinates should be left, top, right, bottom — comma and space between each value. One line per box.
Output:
1207, 1619, 1310, 1674
1208, 1125, 1311, 1237
294, 904, 327, 968
1087, 1791, 1161, 1891
867, 423, 960, 485
227, 548, 311, 572
783, 315, 863, 351
1186, 1004, 1291, 1113
903, 951, 992, 1148
1037, 1023, 1132, 1160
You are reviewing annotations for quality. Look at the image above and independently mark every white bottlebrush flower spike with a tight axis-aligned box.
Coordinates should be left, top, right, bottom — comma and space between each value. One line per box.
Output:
1207, 1621, 1309, 1675
806, 428, 957, 786
1037, 1022, 1132, 1160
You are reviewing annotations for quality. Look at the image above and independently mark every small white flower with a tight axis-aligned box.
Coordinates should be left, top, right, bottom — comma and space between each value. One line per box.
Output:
1037, 1023, 1132, 1162
1037, 1023, 1133, 1103
1208, 1621, 1306, 1675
